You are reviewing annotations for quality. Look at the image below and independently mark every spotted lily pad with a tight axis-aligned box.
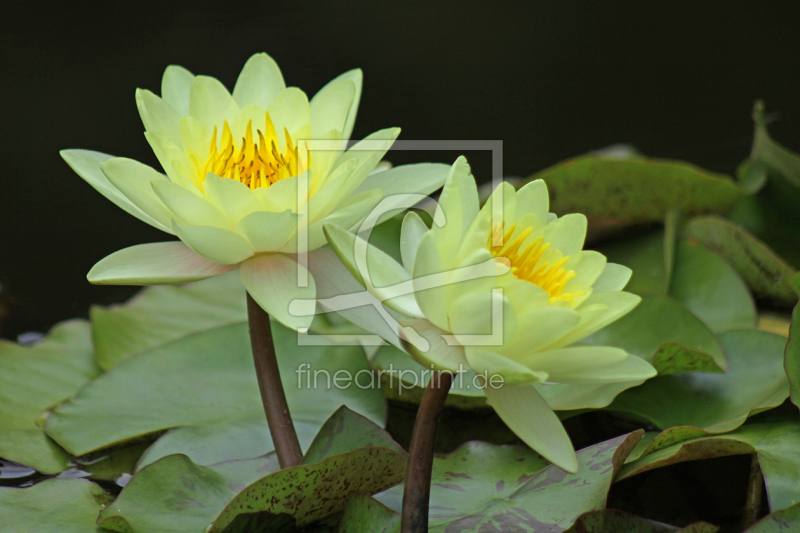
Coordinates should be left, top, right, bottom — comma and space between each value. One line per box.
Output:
618, 422, 800, 512
96, 454, 280, 533
744, 502, 800, 532
526, 156, 743, 222
207, 407, 406, 531
684, 216, 797, 304
374, 431, 642, 532
563, 510, 719, 533
0, 478, 113, 533
45, 321, 386, 468
97, 407, 404, 533
585, 295, 726, 373
0, 320, 100, 473
608, 330, 789, 432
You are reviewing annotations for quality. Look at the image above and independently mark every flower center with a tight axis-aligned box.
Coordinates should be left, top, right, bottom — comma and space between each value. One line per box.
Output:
489, 222, 583, 303
195, 113, 307, 190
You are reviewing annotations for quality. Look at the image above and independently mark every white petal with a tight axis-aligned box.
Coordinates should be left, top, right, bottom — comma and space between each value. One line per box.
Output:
518, 346, 656, 384
411, 230, 449, 330
354, 163, 452, 229
514, 179, 549, 223
307, 247, 402, 346
500, 305, 580, 356
136, 89, 182, 146
203, 174, 264, 224
100, 157, 175, 233
144, 130, 198, 190
61, 149, 168, 232
236, 209, 298, 252
316, 69, 363, 140
485, 384, 578, 472
400, 211, 428, 273
152, 180, 230, 229
266, 87, 311, 149
543, 291, 642, 350
161, 65, 194, 116
429, 157, 479, 263
543, 213, 587, 256
87, 242, 236, 285
310, 78, 356, 140
592, 263, 633, 292
240, 254, 316, 331
190, 75, 240, 128
323, 223, 420, 317
295, 189, 383, 252
173, 222, 254, 265
401, 319, 468, 373
449, 290, 516, 344
232, 53, 286, 109
465, 347, 545, 386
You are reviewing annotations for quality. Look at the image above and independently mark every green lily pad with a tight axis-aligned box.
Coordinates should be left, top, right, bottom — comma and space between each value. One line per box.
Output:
45, 321, 386, 468
563, 509, 719, 533
585, 295, 726, 373
97, 407, 404, 533
744, 502, 800, 532
526, 156, 743, 222
0, 478, 113, 533
90, 271, 247, 370
599, 232, 671, 296
337, 493, 400, 533
684, 216, 797, 303
609, 330, 789, 433
97, 454, 280, 533
375, 431, 642, 532
785, 302, 800, 409
0, 320, 100, 473
618, 422, 800, 512
669, 240, 756, 333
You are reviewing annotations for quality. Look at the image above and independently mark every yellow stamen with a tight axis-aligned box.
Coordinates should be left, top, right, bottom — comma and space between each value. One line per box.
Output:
197, 111, 307, 189
489, 222, 583, 304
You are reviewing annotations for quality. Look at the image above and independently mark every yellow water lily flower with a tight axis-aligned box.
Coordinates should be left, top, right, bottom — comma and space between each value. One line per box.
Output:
62, 53, 449, 330
324, 156, 657, 472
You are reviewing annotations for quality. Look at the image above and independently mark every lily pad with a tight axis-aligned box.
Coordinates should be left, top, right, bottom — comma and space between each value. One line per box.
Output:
684, 216, 797, 303
563, 509, 718, 533
618, 422, 800, 512
337, 493, 400, 533
0, 478, 113, 533
208, 407, 405, 531
90, 271, 247, 370
45, 321, 386, 468
744, 502, 800, 532
97, 454, 280, 533
609, 330, 789, 433
526, 156, 743, 222
585, 295, 726, 373
785, 302, 800, 409
98, 407, 405, 533
375, 431, 643, 532
669, 240, 756, 333
599, 232, 671, 296
0, 320, 100, 473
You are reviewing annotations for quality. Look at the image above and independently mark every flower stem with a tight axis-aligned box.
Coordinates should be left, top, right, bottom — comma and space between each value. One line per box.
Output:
246, 292, 303, 469
741, 453, 764, 529
401, 370, 454, 533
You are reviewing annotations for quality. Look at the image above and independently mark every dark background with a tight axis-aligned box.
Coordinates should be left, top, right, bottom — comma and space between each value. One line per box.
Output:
2, 1, 799, 339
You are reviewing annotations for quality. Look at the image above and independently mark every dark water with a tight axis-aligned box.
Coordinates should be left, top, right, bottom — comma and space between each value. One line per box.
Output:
2, 2, 800, 338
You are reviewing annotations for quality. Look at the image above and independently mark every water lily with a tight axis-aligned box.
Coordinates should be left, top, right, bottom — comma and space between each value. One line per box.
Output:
324, 156, 657, 471
62, 53, 448, 331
